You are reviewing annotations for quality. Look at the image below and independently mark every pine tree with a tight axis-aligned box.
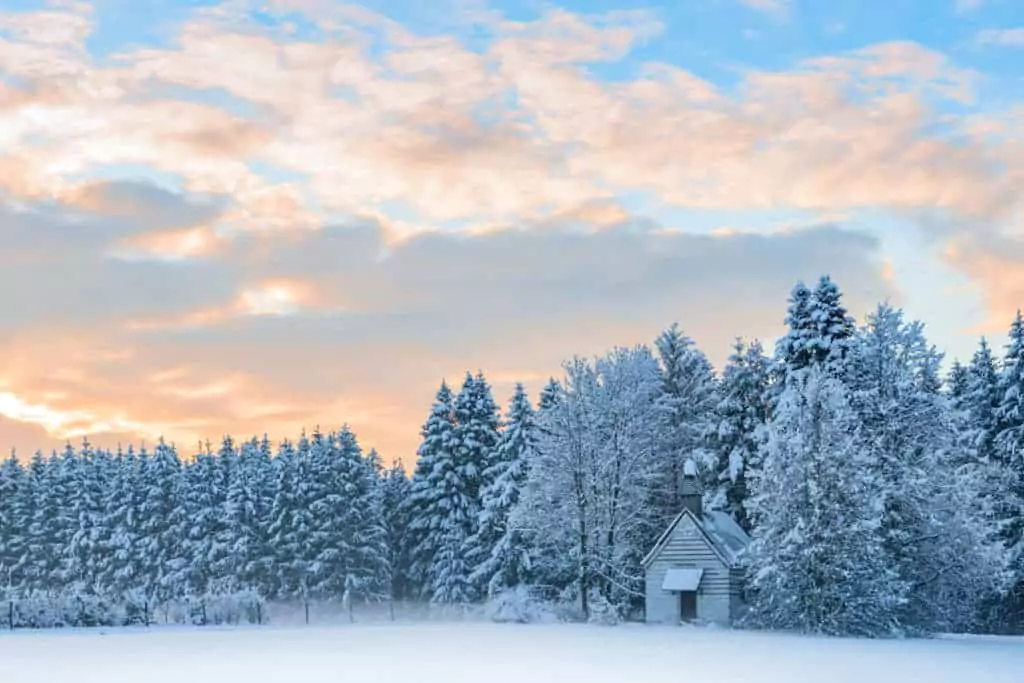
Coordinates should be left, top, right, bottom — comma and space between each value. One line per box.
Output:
707, 338, 770, 531
268, 435, 317, 614
0, 453, 26, 596
24, 450, 67, 594
746, 367, 904, 637
181, 445, 221, 606
652, 323, 717, 526
538, 378, 562, 412
335, 426, 389, 608
100, 446, 146, 618
406, 382, 453, 600
466, 383, 538, 597
994, 311, 1024, 631
948, 360, 970, 408
776, 280, 816, 372
775, 276, 855, 379
223, 437, 266, 595
846, 303, 998, 632
247, 435, 278, 598
808, 274, 856, 370
453, 371, 501, 510
137, 439, 188, 613
963, 339, 1002, 465
305, 428, 343, 603
380, 460, 413, 602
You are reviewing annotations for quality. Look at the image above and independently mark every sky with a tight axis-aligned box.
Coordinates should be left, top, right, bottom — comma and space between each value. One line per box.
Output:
0, 0, 1022, 463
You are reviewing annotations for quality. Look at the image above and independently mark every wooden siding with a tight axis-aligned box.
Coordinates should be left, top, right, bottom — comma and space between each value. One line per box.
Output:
644, 514, 738, 625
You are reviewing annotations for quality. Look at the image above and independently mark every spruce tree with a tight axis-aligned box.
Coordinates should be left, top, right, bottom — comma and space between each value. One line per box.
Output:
994, 311, 1024, 631
411, 378, 480, 605
453, 371, 501, 509
707, 338, 770, 531
334, 426, 389, 608
746, 367, 904, 637
775, 276, 855, 380
652, 323, 717, 526
0, 454, 26, 596
846, 303, 997, 632
963, 339, 1002, 465
381, 461, 413, 602
137, 439, 188, 612
466, 383, 538, 597
405, 381, 458, 599
182, 446, 221, 605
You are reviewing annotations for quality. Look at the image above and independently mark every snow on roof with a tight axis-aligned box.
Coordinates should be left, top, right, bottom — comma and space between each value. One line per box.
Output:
699, 511, 750, 566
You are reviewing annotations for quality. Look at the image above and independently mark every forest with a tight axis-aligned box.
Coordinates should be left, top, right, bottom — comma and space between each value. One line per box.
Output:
0, 275, 1021, 637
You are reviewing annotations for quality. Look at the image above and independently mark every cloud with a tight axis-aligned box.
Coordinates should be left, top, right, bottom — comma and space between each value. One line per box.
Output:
975, 28, 1024, 48
955, 0, 984, 14
944, 232, 1024, 333
739, 0, 791, 15
0, 187, 893, 460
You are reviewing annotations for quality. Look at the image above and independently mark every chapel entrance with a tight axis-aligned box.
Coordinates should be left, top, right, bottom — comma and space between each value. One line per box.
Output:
679, 591, 697, 621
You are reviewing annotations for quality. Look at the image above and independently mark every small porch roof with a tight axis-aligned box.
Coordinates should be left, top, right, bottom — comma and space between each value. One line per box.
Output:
661, 567, 704, 592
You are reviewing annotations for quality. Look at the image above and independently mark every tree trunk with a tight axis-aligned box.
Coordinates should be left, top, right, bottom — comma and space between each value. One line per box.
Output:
579, 515, 589, 620
304, 600, 310, 626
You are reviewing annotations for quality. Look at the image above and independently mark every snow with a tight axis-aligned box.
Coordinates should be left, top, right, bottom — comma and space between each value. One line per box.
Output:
1, 623, 1022, 683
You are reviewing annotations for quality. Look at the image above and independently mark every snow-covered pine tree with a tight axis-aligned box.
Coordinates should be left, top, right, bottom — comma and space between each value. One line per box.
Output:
247, 435, 278, 599
268, 434, 318, 618
948, 359, 971, 412
405, 381, 457, 600
137, 439, 188, 616
707, 338, 770, 531
808, 274, 857, 371
64, 439, 108, 601
222, 437, 266, 596
181, 445, 221, 609
775, 276, 855, 382
24, 450, 67, 596
305, 428, 344, 603
775, 280, 816, 373
380, 460, 413, 603
651, 324, 717, 528
538, 378, 561, 412
453, 371, 501, 510
962, 339, 1002, 466
466, 383, 538, 598
406, 378, 487, 606
846, 303, 1000, 632
745, 367, 904, 637
994, 311, 1024, 632
0, 453, 26, 598
427, 374, 494, 606
333, 426, 389, 610
100, 445, 146, 619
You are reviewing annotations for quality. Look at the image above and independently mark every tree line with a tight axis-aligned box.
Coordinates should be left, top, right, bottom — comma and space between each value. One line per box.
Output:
0, 275, 1021, 636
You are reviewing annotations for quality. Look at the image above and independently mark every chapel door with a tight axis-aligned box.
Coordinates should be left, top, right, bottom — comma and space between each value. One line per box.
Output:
679, 591, 697, 621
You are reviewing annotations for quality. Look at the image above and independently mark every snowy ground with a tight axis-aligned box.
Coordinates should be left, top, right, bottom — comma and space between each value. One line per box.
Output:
1, 622, 1022, 683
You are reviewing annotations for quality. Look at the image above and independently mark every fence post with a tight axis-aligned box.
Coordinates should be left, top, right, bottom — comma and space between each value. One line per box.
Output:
8, 600, 13, 630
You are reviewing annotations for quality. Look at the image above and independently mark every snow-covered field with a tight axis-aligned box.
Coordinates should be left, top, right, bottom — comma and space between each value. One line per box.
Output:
1, 622, 1022, 683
